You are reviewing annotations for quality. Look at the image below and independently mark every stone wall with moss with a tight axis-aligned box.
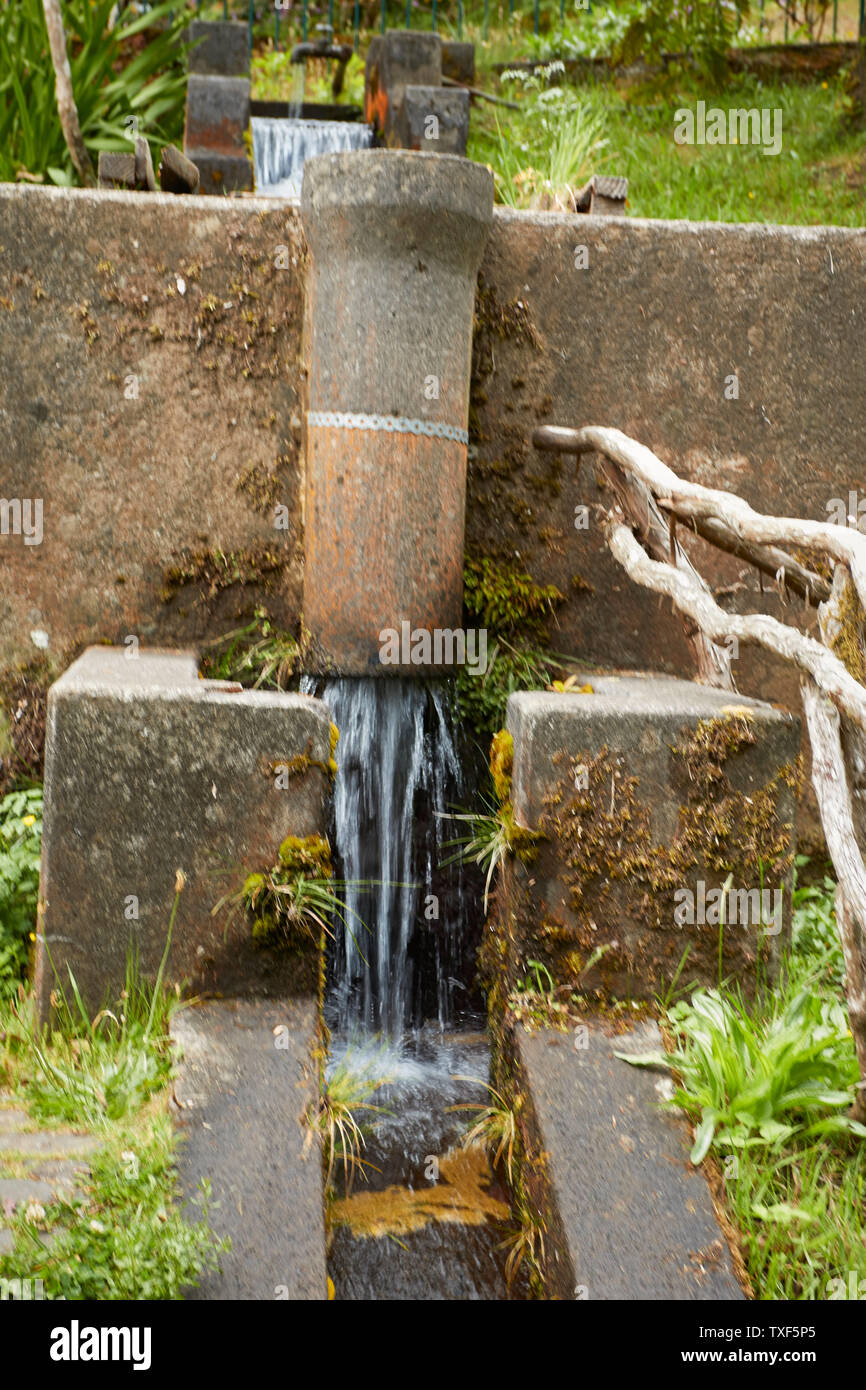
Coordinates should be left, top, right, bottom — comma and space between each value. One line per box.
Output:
485, 687, 802, 1005
0, 185, 306, 685
468, 212, 866, 840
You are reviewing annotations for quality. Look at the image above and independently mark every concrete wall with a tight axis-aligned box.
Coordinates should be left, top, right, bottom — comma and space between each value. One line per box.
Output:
0, 185, 305, 675
469, 211, 866, 835
2, 185, 863, 835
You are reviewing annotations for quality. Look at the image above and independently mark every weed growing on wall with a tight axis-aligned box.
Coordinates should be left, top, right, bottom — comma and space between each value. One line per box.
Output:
0, 786, 42, 999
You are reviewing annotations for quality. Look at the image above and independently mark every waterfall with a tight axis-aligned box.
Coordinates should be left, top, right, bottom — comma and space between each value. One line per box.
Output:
251, 118, 373, 199
304, 677, 471, 1039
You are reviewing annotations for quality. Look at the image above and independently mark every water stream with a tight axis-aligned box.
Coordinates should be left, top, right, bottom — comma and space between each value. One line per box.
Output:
304, 676, 521, 1300
251, 117, 373, 199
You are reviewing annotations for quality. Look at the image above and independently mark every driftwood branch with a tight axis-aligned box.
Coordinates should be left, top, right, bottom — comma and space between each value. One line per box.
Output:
803, 683, 866, 1121
534, 417, 866, 1113
534, 424, 866, 612
42, 0, 95, 188
605, 518, 866, 733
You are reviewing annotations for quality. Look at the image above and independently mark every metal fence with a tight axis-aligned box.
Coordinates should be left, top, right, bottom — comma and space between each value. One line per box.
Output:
196, 0, 864, 55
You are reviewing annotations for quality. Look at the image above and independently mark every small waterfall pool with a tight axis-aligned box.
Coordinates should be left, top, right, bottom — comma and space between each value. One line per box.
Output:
251, 117, 373, 198
303, 676, 525, 1300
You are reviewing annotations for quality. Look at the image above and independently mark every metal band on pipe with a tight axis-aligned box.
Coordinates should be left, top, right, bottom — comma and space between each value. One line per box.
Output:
307, 410, 469, 446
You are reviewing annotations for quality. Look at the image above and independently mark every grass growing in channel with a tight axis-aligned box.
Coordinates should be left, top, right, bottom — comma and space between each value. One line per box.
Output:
624, 859, 866, 1299
0, 880, 227, 1299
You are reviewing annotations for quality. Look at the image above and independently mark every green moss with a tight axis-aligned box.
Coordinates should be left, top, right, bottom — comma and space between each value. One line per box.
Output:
490, 729, 514, 805
828, 575, 866, 684
162, 545, 289, 603
485, 713, 799, 1007
463, 556, 563, 639
244, 834, 333, 945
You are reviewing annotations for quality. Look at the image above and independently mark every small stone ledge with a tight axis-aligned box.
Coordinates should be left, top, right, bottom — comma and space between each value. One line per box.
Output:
513, 1019, 745, 1301
172, 997, 326, 1301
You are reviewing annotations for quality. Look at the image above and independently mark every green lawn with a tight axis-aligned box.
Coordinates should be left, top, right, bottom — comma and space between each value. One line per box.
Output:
468, 71, 866, 225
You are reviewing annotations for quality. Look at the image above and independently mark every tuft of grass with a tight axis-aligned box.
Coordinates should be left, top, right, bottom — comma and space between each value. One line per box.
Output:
0, 1120, 227, 1300
0, 880, 227, 1298
450, 1077, 519, 1184
308, 1054, 392, 1192
200, 607, 300, 690
621, 863, 866, 1298
8, 884, 183, 1128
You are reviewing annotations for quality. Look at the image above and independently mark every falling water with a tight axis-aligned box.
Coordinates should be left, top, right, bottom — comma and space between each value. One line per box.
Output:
299, 674, 521, 1299
310, 676, 471, 1037
251, 118, 373, 199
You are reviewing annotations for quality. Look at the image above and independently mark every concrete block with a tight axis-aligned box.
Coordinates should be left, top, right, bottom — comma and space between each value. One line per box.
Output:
188, 149, 254, 195
172, 997, 326, 1300
301, 151, 493, 673
158, 143, 200, 194
513, 1020, 745, 1299
401, 86, 470, 156
365, 30, 442, 144
35, 647, 332, 1020
503, 677, 800, 998
187, 19, 250, 77
97, 152, 136, 190
442, 40, 475, 86
184, 74, 251, 156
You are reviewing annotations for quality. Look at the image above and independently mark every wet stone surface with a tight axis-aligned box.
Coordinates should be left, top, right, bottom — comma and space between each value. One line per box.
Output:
327, 1027, 526, 1301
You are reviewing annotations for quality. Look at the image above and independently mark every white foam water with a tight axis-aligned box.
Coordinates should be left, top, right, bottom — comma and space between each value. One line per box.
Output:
251, 117, 373, 199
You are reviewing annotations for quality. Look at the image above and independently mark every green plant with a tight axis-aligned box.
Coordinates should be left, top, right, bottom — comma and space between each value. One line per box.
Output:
9, 878, 183, 1127
0, 786, 42, 998
456, 639, 559, 739
792, 856, 844, 989
309, 1054, 391, 1191
1, 1121, 227, 1299
200, 608, 301, 690
0, 0, 189, 185
491, 88, 609, 209
616, 0, 751, 79
621, 980, 866, 1164
463, 557, 563, 636
450, 1078, 519, 1184
236, 834, 362, 957
440, 800, 513, 913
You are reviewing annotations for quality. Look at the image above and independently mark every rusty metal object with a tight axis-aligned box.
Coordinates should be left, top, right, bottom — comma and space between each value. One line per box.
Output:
300, 150, 493, 674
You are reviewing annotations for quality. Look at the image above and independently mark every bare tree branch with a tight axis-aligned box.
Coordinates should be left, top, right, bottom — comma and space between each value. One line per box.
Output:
534, 424, 866, 612
803, 682, 866, 1122
604, 516, 866, 733
42, 0, 95, 188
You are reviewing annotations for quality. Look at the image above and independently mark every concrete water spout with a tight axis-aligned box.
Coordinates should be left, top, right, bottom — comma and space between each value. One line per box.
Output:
300, 151, 494, 675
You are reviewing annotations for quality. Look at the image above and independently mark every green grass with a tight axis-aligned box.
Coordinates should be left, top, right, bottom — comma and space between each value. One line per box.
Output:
0, 1118, 226, 1300
469, 71, 866, 225
0, 886, 227, 1298
623, 861, 866, 1299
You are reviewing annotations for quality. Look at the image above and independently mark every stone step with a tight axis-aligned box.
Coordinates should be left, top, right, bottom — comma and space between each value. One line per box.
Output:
171, 996, 327, 1301
513, 1018, 745, 1300
0, 1132, 98, 1159
0, 1110, 32, 1134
